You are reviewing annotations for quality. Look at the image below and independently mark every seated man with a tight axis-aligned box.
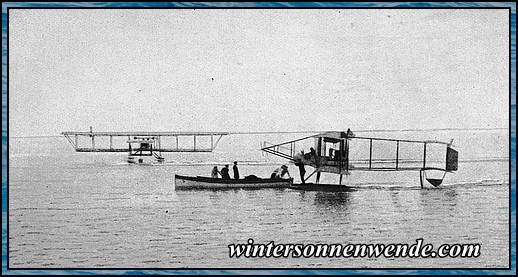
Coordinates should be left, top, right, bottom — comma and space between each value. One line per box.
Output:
211, 166, 220, 178
270, 165, 291, 179
279, 165, 291, 179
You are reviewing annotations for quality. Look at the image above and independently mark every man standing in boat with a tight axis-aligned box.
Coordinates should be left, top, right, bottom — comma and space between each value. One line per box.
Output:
294, 160, 306, 184
233, 161, 240, 179
220, 164, 231, 179
293, 151, 306, 184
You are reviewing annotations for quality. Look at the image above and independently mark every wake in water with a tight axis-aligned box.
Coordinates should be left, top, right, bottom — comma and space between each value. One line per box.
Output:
112, 157, 509, 167
347, 180, 508, 191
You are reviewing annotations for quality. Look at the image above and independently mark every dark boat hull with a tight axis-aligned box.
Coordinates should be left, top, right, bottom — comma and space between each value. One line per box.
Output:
174, 174, 292, 190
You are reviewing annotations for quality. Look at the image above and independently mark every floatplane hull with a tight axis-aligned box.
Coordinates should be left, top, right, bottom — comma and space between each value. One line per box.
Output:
289, 183, 353, 192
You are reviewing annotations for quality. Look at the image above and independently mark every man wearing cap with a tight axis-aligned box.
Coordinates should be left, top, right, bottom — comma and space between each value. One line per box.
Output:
271, 165, 291, 179
280, 165, 291, 179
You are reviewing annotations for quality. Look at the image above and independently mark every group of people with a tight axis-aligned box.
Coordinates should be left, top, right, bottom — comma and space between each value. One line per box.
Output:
210, 162, 292, 181
208, 129, 355, 183
212, 161, 240, 180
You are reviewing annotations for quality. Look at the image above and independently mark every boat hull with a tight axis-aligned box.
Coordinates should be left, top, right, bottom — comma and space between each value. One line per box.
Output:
174, 174, 292, 190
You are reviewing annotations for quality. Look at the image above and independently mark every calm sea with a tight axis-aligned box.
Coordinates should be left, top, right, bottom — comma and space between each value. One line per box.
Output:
7, 130, 510, 269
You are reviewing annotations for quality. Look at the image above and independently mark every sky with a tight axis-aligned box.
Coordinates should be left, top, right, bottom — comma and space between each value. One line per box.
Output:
8, 9, 509, 137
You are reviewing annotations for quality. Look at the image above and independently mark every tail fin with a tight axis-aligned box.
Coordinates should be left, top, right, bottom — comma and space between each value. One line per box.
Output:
446, 146, 458, 171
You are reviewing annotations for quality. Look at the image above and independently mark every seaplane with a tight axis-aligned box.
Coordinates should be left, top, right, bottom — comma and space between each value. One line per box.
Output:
261, 129, 458, 190
62, 127, 227, 163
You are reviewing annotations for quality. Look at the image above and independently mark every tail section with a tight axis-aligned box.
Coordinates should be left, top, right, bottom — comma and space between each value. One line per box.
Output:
446, 146, 458, 172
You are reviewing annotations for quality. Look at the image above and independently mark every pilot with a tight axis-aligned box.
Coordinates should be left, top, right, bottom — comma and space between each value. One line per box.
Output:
346, 128, 355, 137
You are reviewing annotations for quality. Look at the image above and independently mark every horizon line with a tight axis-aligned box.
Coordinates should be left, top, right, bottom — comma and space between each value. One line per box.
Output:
7, 127, 510, 138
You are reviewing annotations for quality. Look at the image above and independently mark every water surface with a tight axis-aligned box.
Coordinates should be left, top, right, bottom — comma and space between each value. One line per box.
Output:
8, 130, 509, 268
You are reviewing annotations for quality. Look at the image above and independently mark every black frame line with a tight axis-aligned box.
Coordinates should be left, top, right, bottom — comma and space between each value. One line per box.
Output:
3, 4, 514, 273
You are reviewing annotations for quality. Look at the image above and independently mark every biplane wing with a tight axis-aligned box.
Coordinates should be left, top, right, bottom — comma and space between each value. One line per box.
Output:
62, 130, 228, 161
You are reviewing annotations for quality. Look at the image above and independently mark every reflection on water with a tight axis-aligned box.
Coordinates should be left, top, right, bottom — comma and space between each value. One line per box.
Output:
419, 187, 459, 215
314, 192, 350, 209
311, 191, 351, 221
389, 190, 403, 211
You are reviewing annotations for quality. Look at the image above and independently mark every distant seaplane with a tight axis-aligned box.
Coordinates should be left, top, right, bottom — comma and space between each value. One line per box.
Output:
261, 129, 458, 189
62, 127, 227, 163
